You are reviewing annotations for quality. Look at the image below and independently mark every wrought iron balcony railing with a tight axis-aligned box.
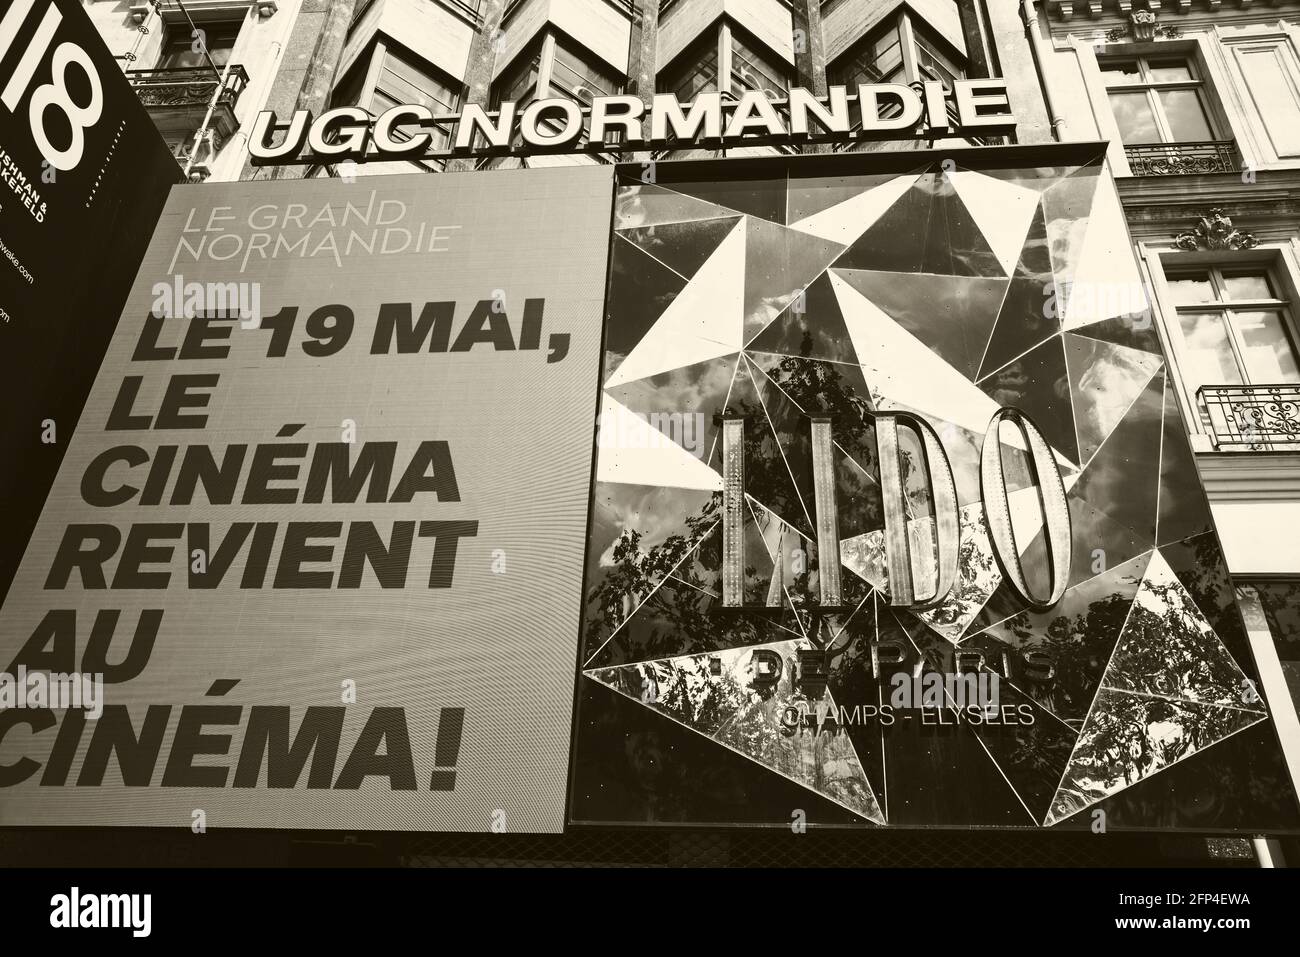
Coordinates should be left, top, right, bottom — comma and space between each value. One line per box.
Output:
1124, 139, 1239, 176
127, 65, 249, 113
1199, 384, 1300, 451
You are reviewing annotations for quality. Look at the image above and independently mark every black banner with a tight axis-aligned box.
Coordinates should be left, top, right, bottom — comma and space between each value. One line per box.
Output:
0, 0, 180, 600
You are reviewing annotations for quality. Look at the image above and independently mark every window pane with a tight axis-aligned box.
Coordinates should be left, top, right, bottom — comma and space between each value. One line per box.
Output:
1178, 312, 1243, 387
1156, 88, 1213, 141
1148, 59, 1195, 82
914, 28, 964, 91
1222, 271, 1275, 302
1108, 91, 1161, 143
661, 39, 717, 100
551, 42, 621, 103
832, 25, 901, 86
1166, 273, 1216, 306
1100, 59, 1142, 86
1233, 310, 1300, 382
495, 52, 539, 106
731, 32, 788, 98
160, 23, 239, 69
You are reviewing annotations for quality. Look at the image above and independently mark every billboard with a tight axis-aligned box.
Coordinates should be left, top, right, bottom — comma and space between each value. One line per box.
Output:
0, 0, 181, 599
0, 165, 612, 831
570, 145, 1300, 830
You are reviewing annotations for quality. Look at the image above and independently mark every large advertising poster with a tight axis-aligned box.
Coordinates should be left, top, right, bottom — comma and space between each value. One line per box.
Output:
0, 166, 612, 831
570, 145, 1300, 830
0, 0, 180, 599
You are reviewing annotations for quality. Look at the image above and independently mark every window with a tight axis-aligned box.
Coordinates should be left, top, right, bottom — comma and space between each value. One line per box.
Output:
831, 22, 905, 87
657, 21, 789, 102
1100, 54, 1218, 145
1166, 265, 1300, 393
550, 39, 621, 107
158, 21, 241, 71
331, 42, 460, 159
914, 27, 962, 91
730, 30, 788, 99
659, 33, 718, 101
486, 32, 625, 156
492, 45, 541, 110
829, 13, 965, 129
371, 48, 459, 118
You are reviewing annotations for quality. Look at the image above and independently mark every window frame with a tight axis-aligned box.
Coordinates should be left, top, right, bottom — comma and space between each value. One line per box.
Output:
656, 17, 790, 102
1098, 51, 1221, 145
1145, 244, 1300, 447
1164, 262, 1299, 389
156, 18, 243, 72
330, 39, 461, 171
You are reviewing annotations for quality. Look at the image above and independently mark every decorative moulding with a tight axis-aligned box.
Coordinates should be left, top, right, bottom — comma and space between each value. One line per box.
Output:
1173, 208, 1260, 250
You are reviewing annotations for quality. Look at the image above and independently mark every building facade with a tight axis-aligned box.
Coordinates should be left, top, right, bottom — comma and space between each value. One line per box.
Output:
1025, 0, 1300, 821
77, 0, 1300, 860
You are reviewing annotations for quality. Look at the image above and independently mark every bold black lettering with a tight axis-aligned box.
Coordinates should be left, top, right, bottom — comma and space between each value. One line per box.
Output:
338, 521, 414, 588
161, 705, 241, 787
81, 446, 148, 507
234, 706, 344, 789
417, 520, 478, 588
391, 441, 459, 502
111, 523, 183, 589
155, 373, 220, 429
273, 522, 341, 588
45, 525, 120, 589
77, 705, 171, 786
303, 442, 395, 504
333, 707, 416, 790
371, 301, 455, 354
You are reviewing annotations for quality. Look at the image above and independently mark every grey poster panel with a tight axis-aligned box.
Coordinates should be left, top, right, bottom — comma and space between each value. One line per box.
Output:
0, 165, 613, 831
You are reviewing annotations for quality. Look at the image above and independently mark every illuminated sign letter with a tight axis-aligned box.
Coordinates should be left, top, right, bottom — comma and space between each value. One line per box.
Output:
248, 109, 311, 163
519, 98, 584, 148
788, 86, 851, 137
979, 408, 1072, 610
858, 83, 922, 133
590, 94, 645, 144
724, 90, 787, 139
953, 78, 1014, 129
874, 413, 959, 608
650, 91, 723, 143
373, 104, 433, 156
454, 101, 516, 151
307, 106, 371, 158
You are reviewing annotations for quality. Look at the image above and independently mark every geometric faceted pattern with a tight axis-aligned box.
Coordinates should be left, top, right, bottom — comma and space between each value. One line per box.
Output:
572, 148, 1295, 831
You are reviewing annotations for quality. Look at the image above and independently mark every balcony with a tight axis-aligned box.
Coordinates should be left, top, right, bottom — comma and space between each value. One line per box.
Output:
1199, 384, 1300, 452
1124, 140, 1239, 176
127, 65, 249, 149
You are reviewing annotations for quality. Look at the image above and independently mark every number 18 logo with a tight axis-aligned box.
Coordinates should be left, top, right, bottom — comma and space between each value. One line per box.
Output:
0, 0, 104, 171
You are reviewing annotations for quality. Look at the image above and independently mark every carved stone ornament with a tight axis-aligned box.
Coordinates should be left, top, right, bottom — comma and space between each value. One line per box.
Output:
1104, 10, 1180, 42
1131, 9, 1158, 40
1173, 208, 1260, 251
